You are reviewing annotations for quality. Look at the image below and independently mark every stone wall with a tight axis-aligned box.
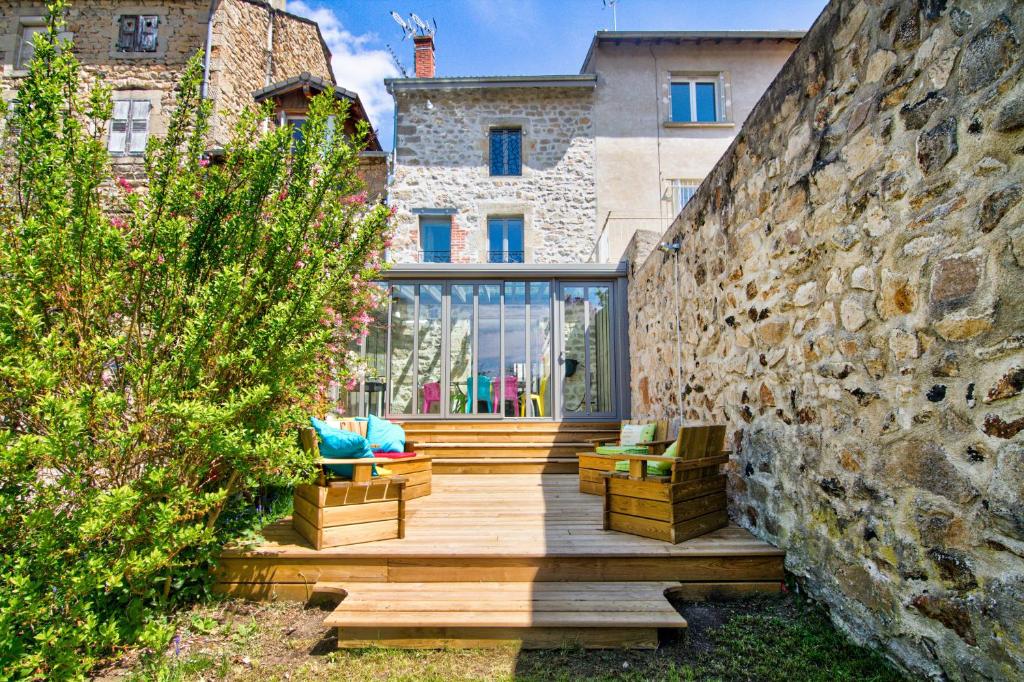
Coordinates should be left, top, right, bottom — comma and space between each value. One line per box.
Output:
0, 1, 335, 154
627, 0, 1023, 678
209, 0, 333, 145
0, 0, 209, 181
389, 87, 596, 264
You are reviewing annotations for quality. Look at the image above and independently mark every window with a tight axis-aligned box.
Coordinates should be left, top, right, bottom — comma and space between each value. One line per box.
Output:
286, 115, 306, 145
419, 217, 452, 263
487, 217, 524, 263
108, 99, 150, 156
489, 128, 521, 176
116, 15, 159, 53
671, 179, 701, 215
15, 22, 47, 70
670, 80, 718, 123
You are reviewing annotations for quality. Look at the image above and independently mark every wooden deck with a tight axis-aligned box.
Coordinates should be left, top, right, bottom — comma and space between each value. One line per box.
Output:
216, 474, 785, 601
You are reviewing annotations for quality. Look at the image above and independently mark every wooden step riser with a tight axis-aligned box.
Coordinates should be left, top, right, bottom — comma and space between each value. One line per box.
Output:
398, 422, 619, 431
433, 461, 578, 475
335, 626, 661, 649
215, 555, 785, 586
408, 433, 614, 444
414, 446, 589, 457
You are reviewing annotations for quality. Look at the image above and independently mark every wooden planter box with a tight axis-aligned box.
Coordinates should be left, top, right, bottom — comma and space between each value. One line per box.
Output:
602, 473, 728, 544
293, 478, 407, 550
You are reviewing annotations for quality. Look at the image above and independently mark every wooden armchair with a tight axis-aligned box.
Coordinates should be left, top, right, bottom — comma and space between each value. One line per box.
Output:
594, 425, 731, 544
577, 419, 669, 495
293, 426, 408, 550
321, 419, 433, 499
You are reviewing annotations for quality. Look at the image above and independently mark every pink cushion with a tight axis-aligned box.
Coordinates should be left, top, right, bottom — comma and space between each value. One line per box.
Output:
374, 451, 417, 460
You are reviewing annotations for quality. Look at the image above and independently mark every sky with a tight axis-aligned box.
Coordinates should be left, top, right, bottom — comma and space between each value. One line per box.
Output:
285, 0, 829, 149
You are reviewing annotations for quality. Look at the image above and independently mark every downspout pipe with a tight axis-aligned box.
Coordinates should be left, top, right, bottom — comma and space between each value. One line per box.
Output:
201, 0, 220, 99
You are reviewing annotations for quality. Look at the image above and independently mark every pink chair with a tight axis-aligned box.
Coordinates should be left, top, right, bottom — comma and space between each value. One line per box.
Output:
494, 375, 520, 415
422, 381, 441, 414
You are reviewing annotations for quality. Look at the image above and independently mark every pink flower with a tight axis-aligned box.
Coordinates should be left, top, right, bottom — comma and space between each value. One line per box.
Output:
342, 191, 368, 206
156, 254, 165, 265
110, 216, 127, 230
351, 311, 372, 325
294, 260, 305, 269
278, 189, 289, 201
388, 204, 398, 217
199, 158, 210, 168
116, 177, 134, 193
345, 378, 358, 391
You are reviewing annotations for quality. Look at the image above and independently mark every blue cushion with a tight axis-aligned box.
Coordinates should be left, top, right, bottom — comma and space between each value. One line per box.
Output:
366, 414, 406, 453
310, 417, 376, 478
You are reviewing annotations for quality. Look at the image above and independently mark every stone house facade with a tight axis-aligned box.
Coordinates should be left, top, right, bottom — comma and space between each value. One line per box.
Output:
0, 0, 385, 194
385, 31, 800, 266
386, 75, 597, 264
627, 0, 1023, 678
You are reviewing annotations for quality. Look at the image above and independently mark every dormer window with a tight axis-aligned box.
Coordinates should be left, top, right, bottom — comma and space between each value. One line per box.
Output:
116, 15, 158, 53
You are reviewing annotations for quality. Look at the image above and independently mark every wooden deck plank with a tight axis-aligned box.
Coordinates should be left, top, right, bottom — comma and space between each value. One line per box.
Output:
217, 474, 784, 591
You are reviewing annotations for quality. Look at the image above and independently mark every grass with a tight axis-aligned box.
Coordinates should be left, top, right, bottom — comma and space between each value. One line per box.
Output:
96, 591, 908, 682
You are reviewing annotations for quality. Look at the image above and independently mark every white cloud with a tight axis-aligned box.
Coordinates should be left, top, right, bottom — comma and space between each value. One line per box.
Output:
286, 1, 399, 149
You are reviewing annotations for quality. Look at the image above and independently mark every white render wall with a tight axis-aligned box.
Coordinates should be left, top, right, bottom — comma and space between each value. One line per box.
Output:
586, 39, 798, 261
388, 87, 597, 264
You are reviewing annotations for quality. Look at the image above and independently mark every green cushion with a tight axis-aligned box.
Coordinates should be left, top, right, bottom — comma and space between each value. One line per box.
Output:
614, 459, 672, 475
663, 439, 679, 458
620, 423, 657, 446
596, 445, 649, 456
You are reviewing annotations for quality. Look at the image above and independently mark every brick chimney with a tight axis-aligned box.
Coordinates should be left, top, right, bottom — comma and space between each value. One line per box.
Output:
413, 34, 435, 78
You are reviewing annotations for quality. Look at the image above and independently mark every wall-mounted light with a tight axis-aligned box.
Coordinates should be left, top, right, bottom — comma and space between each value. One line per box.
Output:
657, 240, 681, 254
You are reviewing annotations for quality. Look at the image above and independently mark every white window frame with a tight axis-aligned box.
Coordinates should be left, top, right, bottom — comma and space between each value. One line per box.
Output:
108, 99, 151, 156
670, 179, 701, 216
670, 79, 719, 123
15, 19, 47, 71
115, 14, 159, 54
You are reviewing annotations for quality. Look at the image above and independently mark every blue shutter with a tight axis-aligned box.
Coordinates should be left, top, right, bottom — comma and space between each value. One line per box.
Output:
489, 130, 504, 175
508, 129, 521, 175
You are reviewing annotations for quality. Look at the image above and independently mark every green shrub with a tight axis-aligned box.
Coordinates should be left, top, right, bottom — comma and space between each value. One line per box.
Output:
0, 3, 390, 678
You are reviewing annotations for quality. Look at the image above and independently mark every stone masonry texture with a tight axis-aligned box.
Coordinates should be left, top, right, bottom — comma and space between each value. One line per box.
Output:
628, 1, 1023, 678
1, 0, 335, 172
389, 87, 596, 264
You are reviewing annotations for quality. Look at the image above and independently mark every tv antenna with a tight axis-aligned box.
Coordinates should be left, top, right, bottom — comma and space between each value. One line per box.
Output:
409, 12, 437, 37
390, 10, 415, 40
385, 43, 408, 77
602, 0, 621, 30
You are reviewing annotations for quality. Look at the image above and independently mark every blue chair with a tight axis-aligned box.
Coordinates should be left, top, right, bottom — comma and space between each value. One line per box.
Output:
465, 376, 493, 413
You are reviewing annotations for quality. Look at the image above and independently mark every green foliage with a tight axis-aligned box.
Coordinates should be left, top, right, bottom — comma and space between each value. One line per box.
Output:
0, 2, 390, 678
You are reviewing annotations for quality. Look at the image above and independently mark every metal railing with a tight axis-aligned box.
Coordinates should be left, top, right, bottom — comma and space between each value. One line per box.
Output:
487, 250, 525, 264
419, 250, 452, 263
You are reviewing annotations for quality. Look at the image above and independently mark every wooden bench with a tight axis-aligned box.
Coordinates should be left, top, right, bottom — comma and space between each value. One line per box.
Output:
292, 425, 415, 550
593, 425, 731, 544
577, 419, 670, 495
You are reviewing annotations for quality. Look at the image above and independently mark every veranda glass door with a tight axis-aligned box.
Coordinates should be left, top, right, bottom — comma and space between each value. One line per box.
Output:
559, 283, 616, 418
388, 281, 555, 419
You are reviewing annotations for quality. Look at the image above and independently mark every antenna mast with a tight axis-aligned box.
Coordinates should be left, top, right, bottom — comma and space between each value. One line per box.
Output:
602, 0, 620, 30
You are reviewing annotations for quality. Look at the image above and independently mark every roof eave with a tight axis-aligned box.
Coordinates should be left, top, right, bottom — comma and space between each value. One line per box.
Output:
386, 74, 597, 93
580, 30, 806, 73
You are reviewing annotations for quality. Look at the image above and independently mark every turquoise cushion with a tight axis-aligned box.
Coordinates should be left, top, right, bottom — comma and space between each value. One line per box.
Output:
367, 414, 405, 453
310, 417, 376, 478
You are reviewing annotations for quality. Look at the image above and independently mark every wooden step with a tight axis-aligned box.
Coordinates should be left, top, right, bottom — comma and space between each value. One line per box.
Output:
413, 442, 590, 458
322, 581, 686, 649
399, 421, 619, 432
433, 457, 578, 474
